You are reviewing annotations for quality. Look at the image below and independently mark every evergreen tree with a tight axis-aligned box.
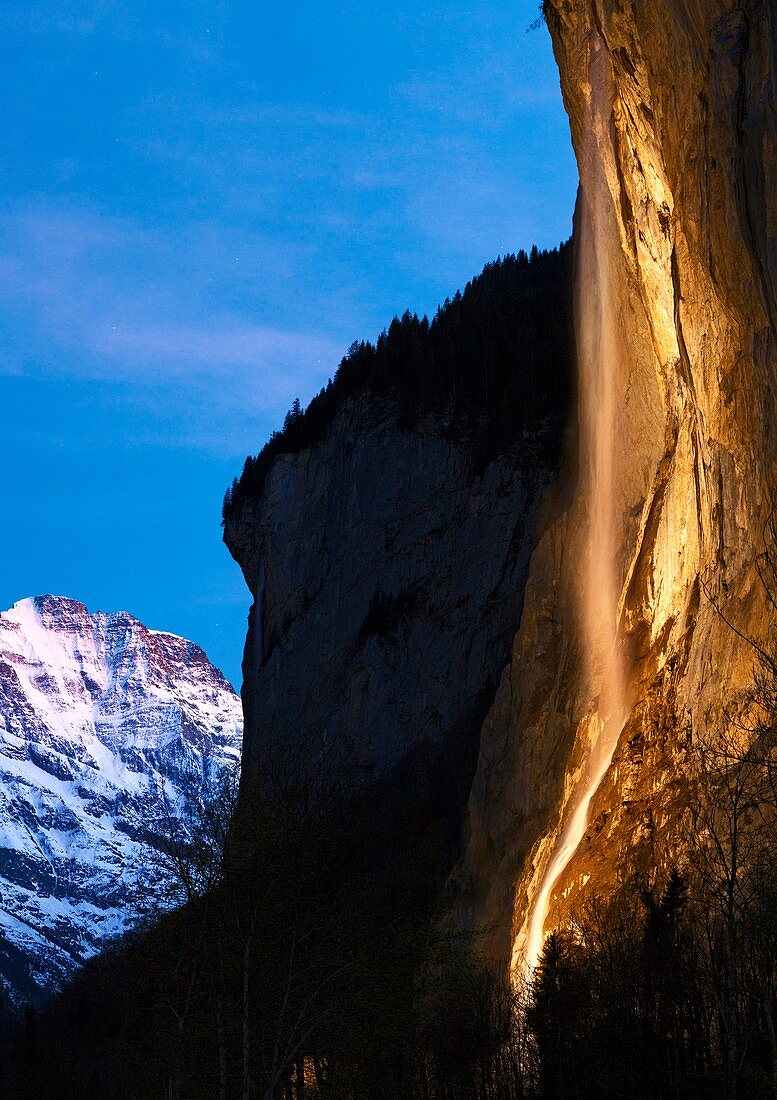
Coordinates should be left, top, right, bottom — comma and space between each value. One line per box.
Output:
222, 244, 574, 526
528, 930, 586, 1098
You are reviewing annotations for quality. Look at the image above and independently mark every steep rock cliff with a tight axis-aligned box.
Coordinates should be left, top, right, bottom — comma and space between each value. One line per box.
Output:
463, 0, 777, 966
226, 399, 557, 785
224, 253, 573, 793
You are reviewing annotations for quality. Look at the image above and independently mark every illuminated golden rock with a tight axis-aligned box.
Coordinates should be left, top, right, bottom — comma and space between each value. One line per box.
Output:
461, 0, 777, 969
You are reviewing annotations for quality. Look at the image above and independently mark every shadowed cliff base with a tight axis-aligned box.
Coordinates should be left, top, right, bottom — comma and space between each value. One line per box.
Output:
5, 675, 777, 1099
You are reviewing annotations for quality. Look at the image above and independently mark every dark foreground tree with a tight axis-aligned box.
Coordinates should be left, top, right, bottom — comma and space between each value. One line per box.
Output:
527, 931, 587, 1098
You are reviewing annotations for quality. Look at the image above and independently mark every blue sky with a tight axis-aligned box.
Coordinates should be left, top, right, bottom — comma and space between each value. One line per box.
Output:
1, 1, 577, 687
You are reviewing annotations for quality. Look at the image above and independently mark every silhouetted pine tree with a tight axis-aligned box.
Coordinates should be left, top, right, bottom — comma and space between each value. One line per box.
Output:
223, 244, 574, 525
528, 930, 587, 1098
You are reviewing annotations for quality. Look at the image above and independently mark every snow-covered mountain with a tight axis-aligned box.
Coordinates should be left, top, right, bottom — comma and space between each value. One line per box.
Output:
0, 595, 242, 1007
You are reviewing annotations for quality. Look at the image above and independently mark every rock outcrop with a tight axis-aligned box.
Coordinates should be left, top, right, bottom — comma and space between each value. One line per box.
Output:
0, 596, 242, 1005
225, 396, 558, 786
462, 0, 777, 966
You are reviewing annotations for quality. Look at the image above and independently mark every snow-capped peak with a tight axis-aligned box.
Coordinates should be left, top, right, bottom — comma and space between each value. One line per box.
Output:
0, 595, 242, 1007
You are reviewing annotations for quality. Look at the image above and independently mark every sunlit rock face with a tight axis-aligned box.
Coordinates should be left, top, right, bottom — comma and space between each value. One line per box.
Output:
0, 596, 242, 1005
225, 397, 557, 787
463, 0, 777, 966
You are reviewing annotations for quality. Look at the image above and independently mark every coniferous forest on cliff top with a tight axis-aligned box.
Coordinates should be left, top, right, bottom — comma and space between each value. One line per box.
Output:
4, 0, 777, 1098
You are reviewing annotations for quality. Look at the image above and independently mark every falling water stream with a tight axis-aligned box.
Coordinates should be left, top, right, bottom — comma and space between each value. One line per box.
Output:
516, 32, 631, 977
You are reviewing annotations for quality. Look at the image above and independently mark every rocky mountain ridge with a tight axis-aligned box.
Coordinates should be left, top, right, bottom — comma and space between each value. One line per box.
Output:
0, 595, 242, 1006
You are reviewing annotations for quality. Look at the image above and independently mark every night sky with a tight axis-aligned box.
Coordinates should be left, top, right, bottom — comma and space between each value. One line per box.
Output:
1, 1, 577, 686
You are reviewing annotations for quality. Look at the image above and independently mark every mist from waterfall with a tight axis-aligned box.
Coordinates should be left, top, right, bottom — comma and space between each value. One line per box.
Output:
516, 32, 630, 978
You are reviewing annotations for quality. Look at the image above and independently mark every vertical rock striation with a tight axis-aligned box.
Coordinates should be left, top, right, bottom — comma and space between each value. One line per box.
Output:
463, 0, 777, 966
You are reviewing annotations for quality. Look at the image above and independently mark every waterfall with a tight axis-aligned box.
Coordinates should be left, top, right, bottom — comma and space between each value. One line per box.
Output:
514, 31, 630, 978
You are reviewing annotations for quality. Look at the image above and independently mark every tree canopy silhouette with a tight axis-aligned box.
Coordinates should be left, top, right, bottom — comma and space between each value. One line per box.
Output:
223, 243, 573, 526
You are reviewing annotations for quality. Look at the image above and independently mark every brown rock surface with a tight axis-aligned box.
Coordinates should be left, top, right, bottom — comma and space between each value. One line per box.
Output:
462, 0, 777, 967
